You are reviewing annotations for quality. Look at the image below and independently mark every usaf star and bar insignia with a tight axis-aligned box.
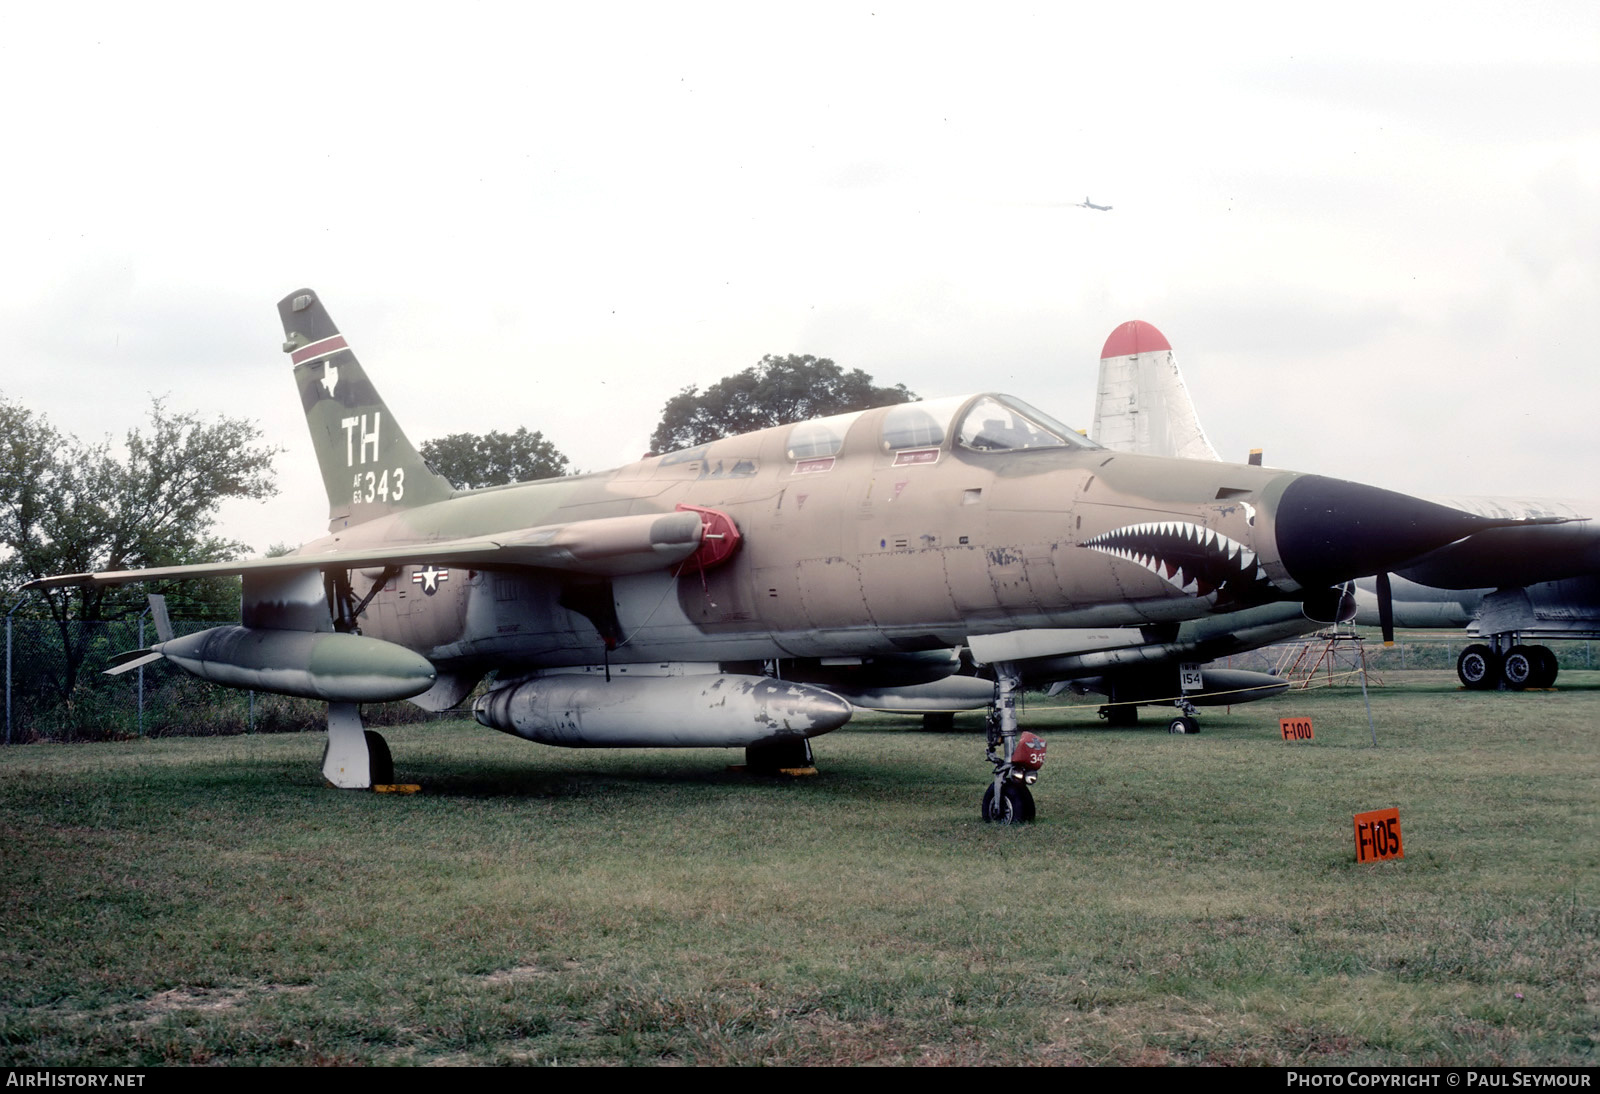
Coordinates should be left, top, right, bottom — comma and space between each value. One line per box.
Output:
412, 565, 450, 595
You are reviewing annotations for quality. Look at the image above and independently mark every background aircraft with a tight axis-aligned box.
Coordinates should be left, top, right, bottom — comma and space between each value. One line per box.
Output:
29, 291, 1524, 820
1089, 319, 1600, 691
1077, 196, 1113, 211
1350, 505, 1600, 689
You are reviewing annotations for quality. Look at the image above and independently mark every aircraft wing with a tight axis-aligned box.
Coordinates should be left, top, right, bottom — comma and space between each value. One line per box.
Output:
24, 510, 709, 590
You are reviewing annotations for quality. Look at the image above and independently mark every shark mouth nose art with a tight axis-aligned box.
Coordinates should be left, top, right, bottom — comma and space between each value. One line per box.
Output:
1083, 521, 1273, 600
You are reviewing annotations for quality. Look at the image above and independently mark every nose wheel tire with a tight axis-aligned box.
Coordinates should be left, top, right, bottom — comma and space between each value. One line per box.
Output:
1167, 715, 1200, 734
981, 782, 1035, 825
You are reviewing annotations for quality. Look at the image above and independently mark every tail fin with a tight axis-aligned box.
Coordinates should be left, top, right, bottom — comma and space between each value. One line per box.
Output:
278, 289, 455, 529
1091, 320, 1221, 462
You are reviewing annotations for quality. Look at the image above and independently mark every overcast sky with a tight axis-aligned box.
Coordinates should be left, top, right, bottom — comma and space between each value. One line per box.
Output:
2, 2, 1595, 553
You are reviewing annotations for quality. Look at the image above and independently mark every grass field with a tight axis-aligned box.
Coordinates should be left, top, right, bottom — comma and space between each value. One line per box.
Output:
2, 671, 1595, 1066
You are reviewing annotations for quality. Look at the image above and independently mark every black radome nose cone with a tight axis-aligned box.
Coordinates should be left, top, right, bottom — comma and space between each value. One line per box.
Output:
1275, 475, 1495, 589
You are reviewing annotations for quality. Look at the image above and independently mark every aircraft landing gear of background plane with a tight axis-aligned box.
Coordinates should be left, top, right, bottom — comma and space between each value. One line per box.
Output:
1166, 697, 1201, 734
1501, 644, 1559, 689
1458, 642, 1559, 690
982, 665, 1046, 824
1457, 644, 1500, 689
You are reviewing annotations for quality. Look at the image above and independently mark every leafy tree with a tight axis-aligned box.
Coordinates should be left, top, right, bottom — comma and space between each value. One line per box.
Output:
1, 395, 278, 700
419, 428, 570, 489
648, 354, 917, 454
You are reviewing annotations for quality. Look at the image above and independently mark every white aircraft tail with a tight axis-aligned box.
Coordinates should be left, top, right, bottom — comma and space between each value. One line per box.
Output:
1091, 320, 1220, 462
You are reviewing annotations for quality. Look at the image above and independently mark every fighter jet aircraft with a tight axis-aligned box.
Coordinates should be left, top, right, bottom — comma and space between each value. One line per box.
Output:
1089, 318, 1600, 692
27, 290, 1529, 821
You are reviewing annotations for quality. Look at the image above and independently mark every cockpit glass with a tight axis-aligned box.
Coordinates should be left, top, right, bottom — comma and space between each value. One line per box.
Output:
956, 396, 1099, 452
880, 396, 966, 451
786, 411, 864, 460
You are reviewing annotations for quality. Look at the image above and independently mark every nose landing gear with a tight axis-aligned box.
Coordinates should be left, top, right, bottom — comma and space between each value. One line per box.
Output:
1166, 696, 1201, 734
982, 665, 1046, 824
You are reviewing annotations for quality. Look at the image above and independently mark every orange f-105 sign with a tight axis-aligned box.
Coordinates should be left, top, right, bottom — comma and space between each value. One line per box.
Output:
1353, 807, 1403, 862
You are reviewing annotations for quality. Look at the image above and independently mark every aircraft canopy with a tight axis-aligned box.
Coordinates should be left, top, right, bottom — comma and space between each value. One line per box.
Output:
954, 395, 1098, 453
783, 393, 1097, 462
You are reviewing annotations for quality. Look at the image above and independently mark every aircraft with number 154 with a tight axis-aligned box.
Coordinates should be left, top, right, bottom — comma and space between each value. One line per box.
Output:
25, 290, 1544, 822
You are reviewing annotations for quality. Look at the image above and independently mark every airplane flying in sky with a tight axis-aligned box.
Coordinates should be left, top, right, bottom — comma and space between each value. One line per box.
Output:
1088, 319, 1600, 692
1077, 196, 1113, 211
27, 291, 1532, 821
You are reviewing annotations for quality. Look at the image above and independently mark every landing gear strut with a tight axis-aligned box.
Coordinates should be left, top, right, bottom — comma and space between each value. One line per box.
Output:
982, 664, 1045, 824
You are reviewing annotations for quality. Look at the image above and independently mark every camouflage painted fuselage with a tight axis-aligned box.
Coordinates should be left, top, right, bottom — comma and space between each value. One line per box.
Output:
307, 412, 1314, 673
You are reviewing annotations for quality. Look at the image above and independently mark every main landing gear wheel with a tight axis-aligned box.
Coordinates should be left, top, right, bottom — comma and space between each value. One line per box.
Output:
981, 781, 1036, 825
1099, 704, 1139, 727
1530, 645, 1559, 688
745, 737, 814, 775
1167, 715, 1200, 734
1502, 646, 1537, 690
1457, 644, 1500, 690
323, 702, 389, 789
365, 730, 394, 785
922, 711, 956, 732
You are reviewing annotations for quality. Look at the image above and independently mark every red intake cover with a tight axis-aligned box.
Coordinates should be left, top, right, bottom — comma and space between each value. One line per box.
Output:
1011, 732, 1047, 771
676, 504, 742, 573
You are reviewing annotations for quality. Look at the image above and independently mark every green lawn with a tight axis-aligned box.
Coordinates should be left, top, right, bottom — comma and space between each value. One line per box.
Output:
2, 672, 1595, 1065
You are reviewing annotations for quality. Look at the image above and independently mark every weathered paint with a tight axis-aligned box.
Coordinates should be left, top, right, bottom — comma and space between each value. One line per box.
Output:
474, 673, 853, 747
157, 627, 436, 702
